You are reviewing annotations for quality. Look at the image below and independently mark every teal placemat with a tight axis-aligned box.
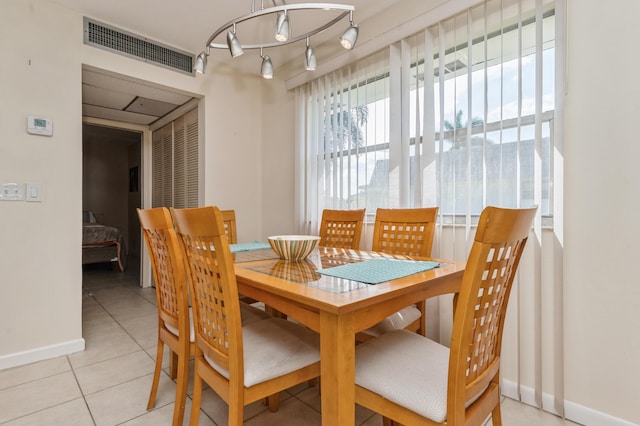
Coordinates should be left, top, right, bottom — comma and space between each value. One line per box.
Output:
316, 259, 439, 284
230, 241, 272, 253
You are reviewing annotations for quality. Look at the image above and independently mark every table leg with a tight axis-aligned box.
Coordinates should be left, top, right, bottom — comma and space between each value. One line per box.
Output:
320, 311, 355, 426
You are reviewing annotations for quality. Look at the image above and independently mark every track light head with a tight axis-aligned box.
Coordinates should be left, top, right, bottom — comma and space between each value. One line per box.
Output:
194, 51, 208, 73
340, 22, 359, 50
226, 25, 244, 57
305, 38, 316, 71
275, 10, 290, 42
260, 49, 274, 79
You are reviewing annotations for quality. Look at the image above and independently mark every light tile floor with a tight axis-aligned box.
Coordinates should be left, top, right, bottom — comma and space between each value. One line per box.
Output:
0, 258, 580, 425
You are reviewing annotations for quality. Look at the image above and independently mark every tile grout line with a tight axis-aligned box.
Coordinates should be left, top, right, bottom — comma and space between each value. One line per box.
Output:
67, 354, 98, 426
85, 278, 222, 425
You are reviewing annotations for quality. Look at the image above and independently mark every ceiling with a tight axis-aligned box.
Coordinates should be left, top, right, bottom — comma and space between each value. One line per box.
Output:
52, 0, 401, 126
82, 67, 195, 126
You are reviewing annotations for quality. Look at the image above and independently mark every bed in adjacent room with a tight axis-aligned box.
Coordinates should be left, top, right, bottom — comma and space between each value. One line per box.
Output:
82, 211, 127, 272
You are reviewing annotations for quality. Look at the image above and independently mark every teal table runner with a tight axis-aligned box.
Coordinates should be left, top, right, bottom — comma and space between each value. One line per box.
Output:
229, 241, 272, 253
316, 259, 439, 285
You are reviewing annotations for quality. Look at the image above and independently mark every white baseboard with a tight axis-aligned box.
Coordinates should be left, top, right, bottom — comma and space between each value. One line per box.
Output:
501, 379, 638, 426
0, 338, 85, 371
564, 401, 639, 426
501, 379, 563, 416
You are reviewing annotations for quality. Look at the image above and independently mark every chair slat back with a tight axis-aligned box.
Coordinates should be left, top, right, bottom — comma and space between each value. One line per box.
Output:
171, 206, 243, 373
137, 207, 188, 333
221, 209, 238, 244
371, 208, 439, 258
319, 209, 366, 249
448, 206, 537, 420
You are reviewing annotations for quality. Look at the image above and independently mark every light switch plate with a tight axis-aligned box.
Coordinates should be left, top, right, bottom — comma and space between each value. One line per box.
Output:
26, 183, 43, 202
0, 183, 25, 201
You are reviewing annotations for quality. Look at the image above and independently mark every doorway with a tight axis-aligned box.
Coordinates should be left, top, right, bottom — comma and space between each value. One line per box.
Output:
82, 123, 142, 278
81, 66, 200, 287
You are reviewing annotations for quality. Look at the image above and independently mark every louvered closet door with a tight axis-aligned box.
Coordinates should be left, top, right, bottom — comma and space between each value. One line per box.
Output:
152, 108, 198, 208
184, 109, 198, 208
152, 122, 173, 208
173, 115, 186, 208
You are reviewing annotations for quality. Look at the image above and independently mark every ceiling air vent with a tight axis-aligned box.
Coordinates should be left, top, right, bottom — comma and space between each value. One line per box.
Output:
434, 60, 466, 77
83, 18, 194, 76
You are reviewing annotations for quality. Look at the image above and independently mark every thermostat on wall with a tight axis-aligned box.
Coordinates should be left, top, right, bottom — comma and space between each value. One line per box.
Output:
27, 115, 53, 136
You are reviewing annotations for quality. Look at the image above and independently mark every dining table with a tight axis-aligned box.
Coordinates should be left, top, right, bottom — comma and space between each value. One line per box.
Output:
232, 245, 465, 425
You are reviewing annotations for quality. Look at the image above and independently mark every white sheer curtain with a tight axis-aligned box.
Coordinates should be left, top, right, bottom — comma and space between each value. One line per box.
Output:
295, 0, 564, 416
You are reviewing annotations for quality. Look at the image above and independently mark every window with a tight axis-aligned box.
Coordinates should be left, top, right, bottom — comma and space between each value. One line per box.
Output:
296, 0, 556, 228
295, 1, 565, 414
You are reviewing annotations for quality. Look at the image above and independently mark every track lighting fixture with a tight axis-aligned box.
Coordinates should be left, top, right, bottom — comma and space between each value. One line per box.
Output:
195, 2, 358, 78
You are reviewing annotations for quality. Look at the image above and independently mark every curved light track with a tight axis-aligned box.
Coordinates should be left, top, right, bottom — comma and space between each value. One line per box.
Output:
206, 3, 354, 50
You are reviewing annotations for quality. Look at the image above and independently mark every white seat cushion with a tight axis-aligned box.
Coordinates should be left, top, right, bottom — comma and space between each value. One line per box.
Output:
204, 317, 320, 387
164, 307, 196, 343
361, 305, 421, 337
355, 329, 450, 423
164, 303, 270, 343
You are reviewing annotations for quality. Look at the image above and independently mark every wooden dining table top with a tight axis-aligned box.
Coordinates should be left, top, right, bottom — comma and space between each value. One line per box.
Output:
233, 246, 465, 425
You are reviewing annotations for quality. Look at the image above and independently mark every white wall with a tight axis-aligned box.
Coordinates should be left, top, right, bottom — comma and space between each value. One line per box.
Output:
0, 0, 264, 367
562, 1, 640, 424
199, 63, 265, 243
260, 79, 296, 239
0, 0, 85, 364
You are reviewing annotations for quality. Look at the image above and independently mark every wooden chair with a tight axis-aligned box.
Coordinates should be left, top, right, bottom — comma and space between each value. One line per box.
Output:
221, 208, 263, 306
354, 205, 537, 426
357, 207, 439, 341
372, 207, 438, 257
170, 206, 321, 426
318, 208, 366, 249
137, 207, 193, 426
138, 207, 270, 425
221, 209, 237, 244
